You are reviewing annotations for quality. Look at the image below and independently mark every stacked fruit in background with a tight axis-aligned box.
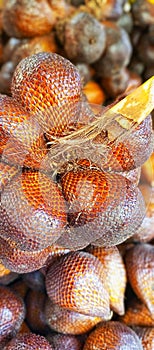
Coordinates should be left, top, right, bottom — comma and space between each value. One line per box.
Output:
0, 0, 154, 349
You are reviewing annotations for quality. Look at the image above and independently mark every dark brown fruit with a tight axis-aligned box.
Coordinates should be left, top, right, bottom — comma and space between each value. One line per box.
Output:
131, 0, 154, 26
25, 289, 48, 334
10, 279, 29, 299
0, 236, 57, 273
0, 61, 15, 95
22, 270, 45, 292
100, 67, 129, 98
94, 22, 132, 77
0, 286, 25, 347
0, 170, 67, 250
83, 321, 143, 350
62, 11, 106, 64
0, 161, 19, 193
46, 251, 111, 318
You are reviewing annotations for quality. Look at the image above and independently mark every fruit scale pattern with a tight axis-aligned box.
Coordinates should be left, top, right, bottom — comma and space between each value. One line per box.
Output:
0, 51, 154, 349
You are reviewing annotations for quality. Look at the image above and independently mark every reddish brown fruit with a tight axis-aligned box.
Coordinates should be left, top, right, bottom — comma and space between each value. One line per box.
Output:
0, 236, 57, 273
45, 298, 103, 335
125, 243, 154, 318
0, 95, 48, 169
86, 246, 127, 315
4, 333, 53, 349
0, 286, 25, 347
11, 52, 82, 138
83, 321, 143, 350
59, 166, 145, 248
12, 34, 58, 66
22, 270, 45, 292
92, 112, 153, 172
131, 0, 154, 26
47, 333, 82, 350
2, 0, 56, 38
0, 61, 15, 95
0, 236, 71, 275
0, 170, 67, 250
119, 298, 154, 327
101, 67, 129, 98
46, 251, 111, 318
18, 321, 30, 335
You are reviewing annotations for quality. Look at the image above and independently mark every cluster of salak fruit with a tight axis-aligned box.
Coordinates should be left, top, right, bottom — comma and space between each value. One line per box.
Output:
0, 51, 154, 349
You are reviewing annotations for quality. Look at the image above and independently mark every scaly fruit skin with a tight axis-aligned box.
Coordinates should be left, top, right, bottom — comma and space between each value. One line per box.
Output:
83, 321, 143, 350
45, 298, 102, 335
0, 95, 48, 169
11, 52, 83, 139
60, 166, 145, 247
47, 334, 82, 350
125, 243, 154, 318
119, 298, 154, 327
0, 236, 70, 274
86, 246, 126, 315
0, 52, 151, 284
0, 170, 67, 251
2, 0, 56, 38
4, 333, 53, 350
46, 251, 111, 319
92, 111, 153, 172
0, 285, 25, 348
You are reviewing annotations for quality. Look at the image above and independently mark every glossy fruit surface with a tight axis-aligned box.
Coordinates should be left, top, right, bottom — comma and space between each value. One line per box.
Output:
83, 321, 143, 350
0, 285, 25, 347
45, 298, 103, 335
125, 243, 154, 318
86, 246, 126, 315
1, 170, 67, 250
11, 52, 82, 138
46, 251, 111, 318
4, 333, 53, 349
